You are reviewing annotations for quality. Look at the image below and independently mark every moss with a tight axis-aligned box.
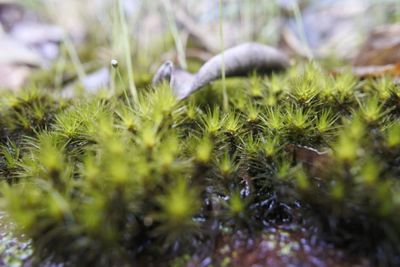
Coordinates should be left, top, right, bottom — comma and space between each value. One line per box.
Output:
0, 64, 400, 266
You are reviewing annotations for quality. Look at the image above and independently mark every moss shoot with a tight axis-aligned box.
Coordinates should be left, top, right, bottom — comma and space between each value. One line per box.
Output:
0, 64, 400, 266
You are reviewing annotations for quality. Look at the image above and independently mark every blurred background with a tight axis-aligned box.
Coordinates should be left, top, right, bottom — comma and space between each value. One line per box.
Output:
0, 0, 399, 91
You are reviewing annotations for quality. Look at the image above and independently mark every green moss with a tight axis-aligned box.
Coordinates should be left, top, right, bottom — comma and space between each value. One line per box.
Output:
1, 64, 400, 266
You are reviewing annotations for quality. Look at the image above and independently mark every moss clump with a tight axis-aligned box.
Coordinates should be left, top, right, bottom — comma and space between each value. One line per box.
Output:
0, 64, 400, 266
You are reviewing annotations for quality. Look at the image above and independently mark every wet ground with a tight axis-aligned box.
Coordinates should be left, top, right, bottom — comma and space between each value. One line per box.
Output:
182, 223, 373, 267
0, 220, 373, 267
0, 212, 32, 267
0, 214, 373, 267
208, 229, 371, 267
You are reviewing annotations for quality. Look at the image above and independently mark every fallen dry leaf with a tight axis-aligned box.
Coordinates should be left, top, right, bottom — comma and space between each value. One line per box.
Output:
332, 24, 400, 79
353, 24, 400, 66
0, 64, 32, 91
0, 2, 66, 91
0, 2, 25, 31
0, 35, 43, 67
10, 22, 63, 45
280, 0, 376, 59
62, 67, 110, 98
350, 63, 400, 78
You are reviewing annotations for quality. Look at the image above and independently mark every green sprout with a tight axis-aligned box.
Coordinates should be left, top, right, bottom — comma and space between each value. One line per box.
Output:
195, 136, 213, 164
385, 122, 400, 148
201, 107, 223, 136
286, 105, 313, 130
315, 108, 338, 133
217, 152, 238, 177
263, 107, 284, 131
358, 95, 385, 123
155, 178, 200, 242
263, 136, 281, 158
